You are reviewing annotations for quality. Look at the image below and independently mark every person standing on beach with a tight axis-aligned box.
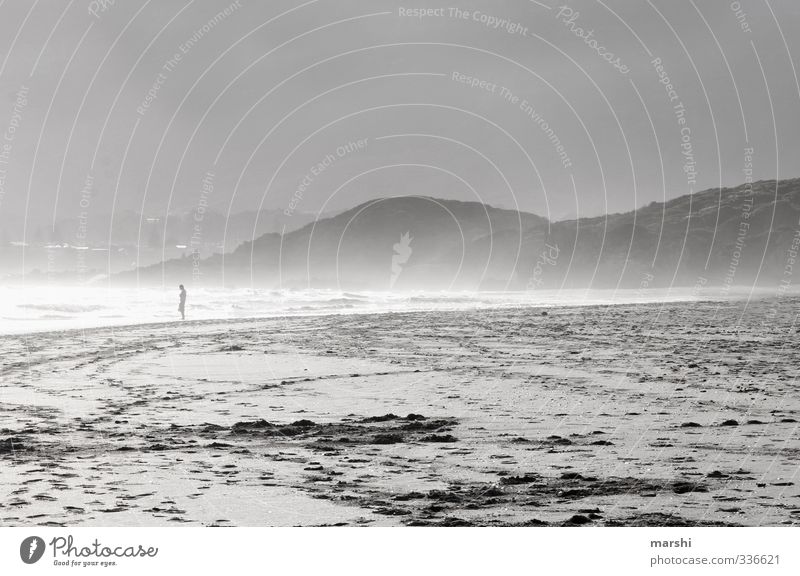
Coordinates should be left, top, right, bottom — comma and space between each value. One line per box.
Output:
178, 285, 187, 320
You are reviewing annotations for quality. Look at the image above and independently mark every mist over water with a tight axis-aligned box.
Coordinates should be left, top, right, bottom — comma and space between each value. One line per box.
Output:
0, 285, 776, 336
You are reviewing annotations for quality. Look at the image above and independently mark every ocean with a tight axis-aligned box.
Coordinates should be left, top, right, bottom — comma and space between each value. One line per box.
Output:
0, 285, 776, 335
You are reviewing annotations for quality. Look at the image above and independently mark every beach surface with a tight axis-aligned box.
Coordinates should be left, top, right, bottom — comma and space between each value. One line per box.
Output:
1, 297, 798, 526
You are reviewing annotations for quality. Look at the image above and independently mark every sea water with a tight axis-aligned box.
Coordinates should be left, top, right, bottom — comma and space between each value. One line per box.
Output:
0, 285, 776, 335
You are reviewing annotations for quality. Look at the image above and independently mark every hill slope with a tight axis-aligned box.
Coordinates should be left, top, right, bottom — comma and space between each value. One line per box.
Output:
131, 179, 800, 290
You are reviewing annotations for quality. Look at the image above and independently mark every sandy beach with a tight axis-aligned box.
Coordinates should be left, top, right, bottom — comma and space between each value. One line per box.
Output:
1, 297, 798, 527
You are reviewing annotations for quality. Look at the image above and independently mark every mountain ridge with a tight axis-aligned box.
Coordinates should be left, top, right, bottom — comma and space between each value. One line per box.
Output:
128, 178, 800, 290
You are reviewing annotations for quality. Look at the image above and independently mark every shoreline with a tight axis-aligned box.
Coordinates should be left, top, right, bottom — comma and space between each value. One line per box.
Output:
0, 290, 772, 340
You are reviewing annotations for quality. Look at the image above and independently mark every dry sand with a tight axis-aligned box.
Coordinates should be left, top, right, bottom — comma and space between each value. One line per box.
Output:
1, 297, 798, 526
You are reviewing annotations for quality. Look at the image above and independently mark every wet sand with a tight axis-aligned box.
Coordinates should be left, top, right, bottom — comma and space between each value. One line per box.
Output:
1, 297, 798, 526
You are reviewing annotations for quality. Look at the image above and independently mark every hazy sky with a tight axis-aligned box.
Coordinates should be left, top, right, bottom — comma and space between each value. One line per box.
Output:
0, 0, 798, 232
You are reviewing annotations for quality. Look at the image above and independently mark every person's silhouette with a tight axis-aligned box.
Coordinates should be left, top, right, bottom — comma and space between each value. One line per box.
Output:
178, 285, 187, 320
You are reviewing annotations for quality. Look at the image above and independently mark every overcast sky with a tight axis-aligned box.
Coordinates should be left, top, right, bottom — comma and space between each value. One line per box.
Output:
1, 0, 798, 232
